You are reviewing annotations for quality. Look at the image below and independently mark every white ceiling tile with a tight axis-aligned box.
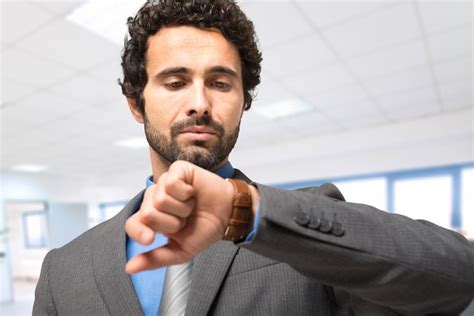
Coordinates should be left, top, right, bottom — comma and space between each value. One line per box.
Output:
419, 1, 472, 35
364, 65, 433, 97
239, 2, 313, 48
252, 77, 294, 107
378, 86, 439, 113
1, 2, 54, 43
386, 103, 440, 121
323, 3, 421, 58
262, 33, 337, 77
88, 59, 123, 82
433, 56, 472, 84
29, 0, 85, 15
347, 40, 427, 80
306, 83, 368, 111
50, 74, 120, 105
7, 91, 87, 126
2, 48, 75, 87
296, 1, 395, 30
427, 26, 472, 63
439, 80, 473, 111
282, 62, 355, 97
279, 110, 340, 136
16, 19, 121, 70
2, 79, 39, 104
322, 98, 384, 127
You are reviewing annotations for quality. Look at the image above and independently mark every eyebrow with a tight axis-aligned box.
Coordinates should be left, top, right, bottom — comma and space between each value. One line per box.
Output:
206, 66, 239, 79
155, 67, 189, 78
154, 66, 239, 80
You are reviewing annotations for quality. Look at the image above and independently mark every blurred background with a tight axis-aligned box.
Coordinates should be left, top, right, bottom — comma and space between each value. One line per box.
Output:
1, 0, 472, 315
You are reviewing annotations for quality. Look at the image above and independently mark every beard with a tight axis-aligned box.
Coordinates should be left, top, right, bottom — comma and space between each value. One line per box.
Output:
144, 114, 240, 171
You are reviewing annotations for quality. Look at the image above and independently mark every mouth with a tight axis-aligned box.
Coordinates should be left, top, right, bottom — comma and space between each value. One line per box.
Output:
179, 126, 217, 141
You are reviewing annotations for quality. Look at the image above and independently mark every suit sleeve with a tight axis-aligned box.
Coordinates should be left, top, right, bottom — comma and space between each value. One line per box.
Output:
242, 183, 474, 315
33, 249, 58, 316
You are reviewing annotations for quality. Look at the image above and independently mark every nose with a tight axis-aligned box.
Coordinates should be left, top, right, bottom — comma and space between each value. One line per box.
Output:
186, 82, 211, 116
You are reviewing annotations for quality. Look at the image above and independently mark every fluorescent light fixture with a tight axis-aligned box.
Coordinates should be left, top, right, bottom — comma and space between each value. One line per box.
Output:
12, 164, 48, 173
66, 0, 144, 45
254, 98, 314, 119
115, 137, 148, 149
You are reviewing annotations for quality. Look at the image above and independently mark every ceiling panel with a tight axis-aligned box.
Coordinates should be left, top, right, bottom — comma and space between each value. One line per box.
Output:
2, 79, 39, 105
439, 80, 473, 111
262, 33, 337, 78
296, 1, 395, 30
279, 110, 340, 137
378, 86, 440, 114
364, 65, 433, 97
323, 2, 421, 58
1, 2, 54, 43
282, 62, 355, 97
29, 0, 85, 15
418, 1, 472, 35
433, 56, 472, 84
252, 75, 294, 106
427, 26, 472, 63
347, 40, 427, 80
2, 48, 75, 88
307, 83, 368, 111
16, 19, 120, 70
50, 73, 120, 106
239, 2, 313, 48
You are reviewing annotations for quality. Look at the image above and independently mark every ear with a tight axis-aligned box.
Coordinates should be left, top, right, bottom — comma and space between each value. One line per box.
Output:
127, 97, 145, 124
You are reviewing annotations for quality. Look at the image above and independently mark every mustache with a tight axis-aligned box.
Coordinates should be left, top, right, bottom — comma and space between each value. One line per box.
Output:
170, 116, 225, 137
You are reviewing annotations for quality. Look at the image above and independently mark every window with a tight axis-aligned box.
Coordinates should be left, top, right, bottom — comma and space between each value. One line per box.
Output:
393, 175, 452, 229
332, 178, 387, 211
23, 211, 48, 248
461, 167, 474, 238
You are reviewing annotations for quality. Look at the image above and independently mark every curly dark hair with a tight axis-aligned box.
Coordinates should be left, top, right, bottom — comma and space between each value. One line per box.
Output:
119, 0, 262, 114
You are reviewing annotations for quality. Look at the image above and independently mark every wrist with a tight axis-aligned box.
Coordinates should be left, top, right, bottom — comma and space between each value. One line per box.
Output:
223, 179, 254, 242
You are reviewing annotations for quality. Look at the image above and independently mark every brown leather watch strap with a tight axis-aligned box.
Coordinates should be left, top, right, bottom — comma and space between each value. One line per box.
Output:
223, 179, 253, 242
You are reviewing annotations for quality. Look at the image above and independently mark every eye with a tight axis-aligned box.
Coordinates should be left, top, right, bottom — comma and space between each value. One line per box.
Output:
211, 81, 230, 90
165, 81, 186, 90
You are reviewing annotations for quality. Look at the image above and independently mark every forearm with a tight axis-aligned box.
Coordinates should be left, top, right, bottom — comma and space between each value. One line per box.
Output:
243, 184, 474, 314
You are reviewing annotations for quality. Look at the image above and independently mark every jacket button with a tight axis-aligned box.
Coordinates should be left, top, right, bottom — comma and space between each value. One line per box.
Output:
308, 217, 321, 230
331, 222, 345, 236
293, 211, 310, 226
318, 219, 332, 233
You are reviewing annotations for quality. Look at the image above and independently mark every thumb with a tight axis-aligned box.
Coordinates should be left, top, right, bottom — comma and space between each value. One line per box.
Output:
125, 241, 192, 274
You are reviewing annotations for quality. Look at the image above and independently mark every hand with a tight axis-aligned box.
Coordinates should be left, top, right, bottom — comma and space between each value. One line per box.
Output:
125, 160, 237, 274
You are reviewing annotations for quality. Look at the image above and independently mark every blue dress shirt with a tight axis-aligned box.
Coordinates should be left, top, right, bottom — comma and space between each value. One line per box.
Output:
126, 161, 242, 316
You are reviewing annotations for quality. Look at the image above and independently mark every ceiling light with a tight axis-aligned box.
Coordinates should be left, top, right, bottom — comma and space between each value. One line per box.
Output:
254, 98, 314, 119
66, 0, 144, 45
115, 137, 148, 149
11, 164, 48, 173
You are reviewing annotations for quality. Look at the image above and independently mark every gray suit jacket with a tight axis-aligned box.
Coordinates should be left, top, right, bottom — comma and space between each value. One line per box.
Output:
33, 169, 474, 315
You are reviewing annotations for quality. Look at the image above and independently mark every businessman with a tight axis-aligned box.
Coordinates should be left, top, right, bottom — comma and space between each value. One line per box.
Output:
34, 0, 474, 315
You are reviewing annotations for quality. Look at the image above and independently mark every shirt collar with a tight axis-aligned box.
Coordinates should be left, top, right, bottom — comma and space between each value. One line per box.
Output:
145, 161, 234, 188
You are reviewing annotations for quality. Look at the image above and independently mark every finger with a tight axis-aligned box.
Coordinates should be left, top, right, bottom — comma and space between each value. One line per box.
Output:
164, 171, 195, 202
125, 242, 192, 274
152, 183, 195, 218
139, 206, 187, 235
125, 212, 155, 245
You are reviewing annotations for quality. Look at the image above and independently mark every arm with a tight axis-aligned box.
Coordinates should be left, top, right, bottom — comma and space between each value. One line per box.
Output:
243, 184, 474, 314
33, 249, 58, 316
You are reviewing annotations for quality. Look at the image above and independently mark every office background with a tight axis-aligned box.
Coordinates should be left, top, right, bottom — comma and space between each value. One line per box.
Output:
1, 0, 472, 315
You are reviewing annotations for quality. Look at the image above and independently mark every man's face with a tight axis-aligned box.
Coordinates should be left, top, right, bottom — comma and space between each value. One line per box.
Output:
136, 26, 245, 170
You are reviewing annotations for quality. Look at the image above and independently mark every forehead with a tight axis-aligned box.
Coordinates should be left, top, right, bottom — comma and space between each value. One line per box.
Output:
146, 26, 242, 75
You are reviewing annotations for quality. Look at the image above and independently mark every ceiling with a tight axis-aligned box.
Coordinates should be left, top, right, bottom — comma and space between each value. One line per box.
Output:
1, 0, 472, 180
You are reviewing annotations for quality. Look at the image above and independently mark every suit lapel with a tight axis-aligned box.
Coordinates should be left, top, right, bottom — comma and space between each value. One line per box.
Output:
91, 190, 146, 315
185, 241, 239, 315
185, 168, 252, 315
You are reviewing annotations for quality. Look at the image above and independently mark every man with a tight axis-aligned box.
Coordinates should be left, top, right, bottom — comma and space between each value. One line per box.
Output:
33, 0, 474, 315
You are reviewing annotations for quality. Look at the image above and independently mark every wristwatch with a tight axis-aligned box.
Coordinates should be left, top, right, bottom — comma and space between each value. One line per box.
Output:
223, 179, 254, 242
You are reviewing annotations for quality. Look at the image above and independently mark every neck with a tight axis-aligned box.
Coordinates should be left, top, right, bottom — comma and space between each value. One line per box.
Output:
148, 147, 229, 184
